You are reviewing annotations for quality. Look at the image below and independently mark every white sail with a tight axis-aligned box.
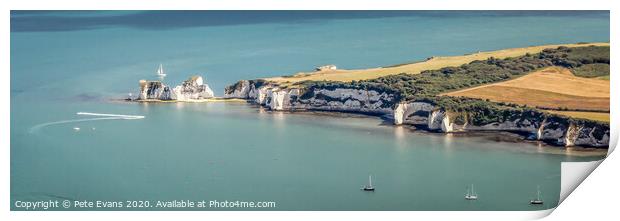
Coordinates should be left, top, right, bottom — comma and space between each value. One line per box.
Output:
157, 64, 166, 77
369, 175, 372, 187
465, 184, 478, 200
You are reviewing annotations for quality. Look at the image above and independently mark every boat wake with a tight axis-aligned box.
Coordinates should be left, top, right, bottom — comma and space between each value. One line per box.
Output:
76, 112, 145, 119
29, 112, 145, 133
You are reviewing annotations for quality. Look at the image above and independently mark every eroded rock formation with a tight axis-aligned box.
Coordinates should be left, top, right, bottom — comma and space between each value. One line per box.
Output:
224, 80, 610, 148
138, 75, 214, 101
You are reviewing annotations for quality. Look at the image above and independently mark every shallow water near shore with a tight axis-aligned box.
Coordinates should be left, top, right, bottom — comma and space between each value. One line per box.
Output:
10, 11, 609, 210
11, 102, 605, 210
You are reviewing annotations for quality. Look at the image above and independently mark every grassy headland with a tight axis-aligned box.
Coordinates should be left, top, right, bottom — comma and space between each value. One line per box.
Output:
265, 42, 608, 84
289, 44, 610, 122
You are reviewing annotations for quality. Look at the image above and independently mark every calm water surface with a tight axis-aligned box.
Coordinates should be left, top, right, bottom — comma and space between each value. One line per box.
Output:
10, 11, 609, 210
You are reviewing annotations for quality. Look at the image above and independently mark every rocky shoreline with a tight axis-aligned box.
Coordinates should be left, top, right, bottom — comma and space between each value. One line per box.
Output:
130, 75, 216, 102
224, 80, 610, 149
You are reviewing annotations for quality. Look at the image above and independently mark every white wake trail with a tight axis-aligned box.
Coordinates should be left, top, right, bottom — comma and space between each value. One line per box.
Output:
28, 112, 145, 133
76, 112, 145, 119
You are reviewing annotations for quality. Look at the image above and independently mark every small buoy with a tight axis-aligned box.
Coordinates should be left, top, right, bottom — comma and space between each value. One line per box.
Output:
73, 127, 80, 131
91, 127, 96, 130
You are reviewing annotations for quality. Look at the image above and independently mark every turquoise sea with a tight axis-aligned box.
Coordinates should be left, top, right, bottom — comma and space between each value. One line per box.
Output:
10, 11, 609, 210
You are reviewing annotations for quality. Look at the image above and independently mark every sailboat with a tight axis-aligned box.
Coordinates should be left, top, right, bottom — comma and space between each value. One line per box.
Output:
530, 186, 544, 205
361, 175, 375, 191
465, 184, 478, 200
156, 64, 166, 79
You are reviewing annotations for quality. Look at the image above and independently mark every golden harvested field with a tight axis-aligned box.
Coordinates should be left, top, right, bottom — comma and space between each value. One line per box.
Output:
545, 110, 610, 123
443, 85, 609, 111
442, 66, 610, 121
476, 67, 609, 98
265, 42, 609, 84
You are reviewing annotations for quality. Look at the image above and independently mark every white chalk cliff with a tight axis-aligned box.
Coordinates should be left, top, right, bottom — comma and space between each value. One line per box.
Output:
138, 75, 214, 101
171, 76, 215, 101
139, 80, 172, 100
225, 80, 396, 115
224, 80, 610, 148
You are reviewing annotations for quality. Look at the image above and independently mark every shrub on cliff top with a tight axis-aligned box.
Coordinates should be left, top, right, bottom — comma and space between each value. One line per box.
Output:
289, 46, 609, 125
294, 46, 609, 102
